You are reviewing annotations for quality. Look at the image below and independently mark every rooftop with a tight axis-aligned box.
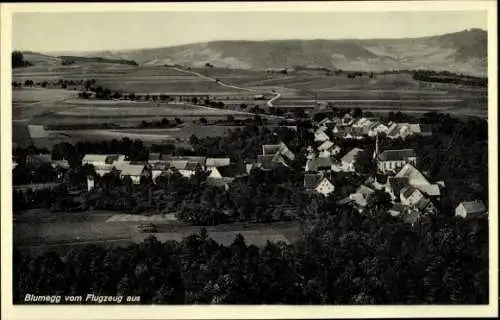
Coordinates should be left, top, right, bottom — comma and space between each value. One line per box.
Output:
378, 149, 416, 162
206, 157, 231, 168
306, 157, 333, 171
458, 200, 487, 214
304, 173, 325, 189
341, 148, 364, 163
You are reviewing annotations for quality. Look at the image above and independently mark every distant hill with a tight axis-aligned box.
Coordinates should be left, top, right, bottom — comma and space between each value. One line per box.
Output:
20, 29, 487, 76
71, 29, 485, 76
19, 51, 138, 67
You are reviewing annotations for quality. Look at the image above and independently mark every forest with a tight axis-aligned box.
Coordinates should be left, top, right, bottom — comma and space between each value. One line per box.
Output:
14, 207, 489, 304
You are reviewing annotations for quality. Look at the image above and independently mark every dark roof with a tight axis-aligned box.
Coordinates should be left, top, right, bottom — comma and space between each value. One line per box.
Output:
378, 149, 416, 162
307, 157, 333, 171
388, 177, 409, 196
459, 200, 487, 214
217, 164, 247, 178
304, 173, 324, 189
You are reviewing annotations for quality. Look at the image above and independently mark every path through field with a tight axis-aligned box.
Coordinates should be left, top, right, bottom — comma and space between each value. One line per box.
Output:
169, 67, 282, 107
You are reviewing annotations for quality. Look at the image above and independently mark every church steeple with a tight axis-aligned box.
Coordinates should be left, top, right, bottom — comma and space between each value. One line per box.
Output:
373, 133, 379, 160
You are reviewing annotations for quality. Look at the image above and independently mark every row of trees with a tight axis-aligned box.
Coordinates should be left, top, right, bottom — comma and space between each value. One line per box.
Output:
412, 70, 487, 87
14, 207, 489, 304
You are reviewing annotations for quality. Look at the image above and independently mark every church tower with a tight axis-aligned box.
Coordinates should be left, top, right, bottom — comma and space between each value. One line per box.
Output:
373, 133, 379, 160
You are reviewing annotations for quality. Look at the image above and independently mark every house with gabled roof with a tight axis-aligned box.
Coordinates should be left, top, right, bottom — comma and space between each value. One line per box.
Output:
314, 128, 330, 142
395, 163, 441, 197
455, 200, 487, 219
317, 140, 341, 158
305, 157, 334, 172
376, 149, 417, 173
304, 172, 335, 197
208, 163, 247, 180
262, 142, 295, 161
333, 148, 364, 172
400, 186, 425, 207
116, 163, 150, 184
348, 184, 375, 211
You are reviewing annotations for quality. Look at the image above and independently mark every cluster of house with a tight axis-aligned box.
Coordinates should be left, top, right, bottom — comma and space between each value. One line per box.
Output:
81, 142, 297, 191
313, 114, 432, 142
82, 153, 249, 190
302, 121, 487, 223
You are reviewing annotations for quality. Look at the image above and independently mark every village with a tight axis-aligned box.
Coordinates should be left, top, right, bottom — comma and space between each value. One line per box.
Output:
13, 112, 488, 225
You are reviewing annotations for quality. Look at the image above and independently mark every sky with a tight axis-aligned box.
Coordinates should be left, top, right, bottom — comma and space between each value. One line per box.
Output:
12, 10, 488, 53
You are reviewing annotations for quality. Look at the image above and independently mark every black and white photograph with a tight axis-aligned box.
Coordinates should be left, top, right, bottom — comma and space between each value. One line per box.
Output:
1, 1, 497, 319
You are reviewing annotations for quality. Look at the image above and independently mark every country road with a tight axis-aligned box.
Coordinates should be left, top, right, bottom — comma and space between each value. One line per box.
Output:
170, 67, 282, 107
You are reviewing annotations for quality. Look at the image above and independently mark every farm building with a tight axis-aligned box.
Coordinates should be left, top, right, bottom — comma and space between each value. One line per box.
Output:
455, 200, 487, 219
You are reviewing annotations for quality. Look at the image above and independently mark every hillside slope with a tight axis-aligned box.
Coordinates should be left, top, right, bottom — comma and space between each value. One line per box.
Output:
36, 29, 489, 76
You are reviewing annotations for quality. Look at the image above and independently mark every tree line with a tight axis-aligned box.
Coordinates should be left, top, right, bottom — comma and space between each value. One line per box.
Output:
13, 206, 488, 304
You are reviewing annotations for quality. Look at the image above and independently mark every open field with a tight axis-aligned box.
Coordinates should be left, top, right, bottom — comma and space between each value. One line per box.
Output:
14, 208, 301, 256
12, 87, 77, 103
12, 66, 488, 147
55, 103, 252, 117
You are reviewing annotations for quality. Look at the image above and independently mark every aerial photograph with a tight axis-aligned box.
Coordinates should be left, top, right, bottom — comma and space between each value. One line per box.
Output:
9, 8, 490, 307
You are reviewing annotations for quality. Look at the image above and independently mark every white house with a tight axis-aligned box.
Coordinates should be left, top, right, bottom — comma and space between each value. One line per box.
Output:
314, 129, 330, 143
334, 148, 364, 172
116, 163, 149, 184
304, 173, 335, 197
455, 200, 487, 218
317, 140, 341, 158
400, 186, 425, 207
376, 149, 417, 173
